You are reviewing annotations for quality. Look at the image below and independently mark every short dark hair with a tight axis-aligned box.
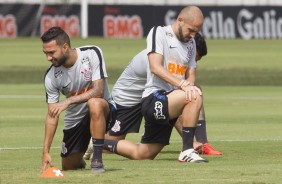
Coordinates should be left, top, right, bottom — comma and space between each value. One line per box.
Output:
194, 32, 207, 57
40, 26, 71, 47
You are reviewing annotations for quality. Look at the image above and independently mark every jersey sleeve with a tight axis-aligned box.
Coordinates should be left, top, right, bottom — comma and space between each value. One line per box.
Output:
91, 46, 108, 81
146, 26, 164, 56
44, 73, 60, 104
187, 39, 197, 69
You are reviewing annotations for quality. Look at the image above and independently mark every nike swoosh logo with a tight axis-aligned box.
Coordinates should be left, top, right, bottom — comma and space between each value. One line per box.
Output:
62, 82, 71, 89
182, 130, 190, 133
169, 45, 177, 49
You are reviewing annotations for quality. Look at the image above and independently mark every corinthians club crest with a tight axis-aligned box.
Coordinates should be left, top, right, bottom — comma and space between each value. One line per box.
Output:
80, 57, 92, 81
187, 40, 194, 61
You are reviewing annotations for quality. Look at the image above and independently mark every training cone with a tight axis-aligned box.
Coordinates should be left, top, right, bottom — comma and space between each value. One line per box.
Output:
41, 167, 64, 178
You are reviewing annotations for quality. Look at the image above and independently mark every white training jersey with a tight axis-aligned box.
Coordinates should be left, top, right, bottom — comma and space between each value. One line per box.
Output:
142, 25, 197, 98
44, 45, 114, 130
111, 49, 148, 106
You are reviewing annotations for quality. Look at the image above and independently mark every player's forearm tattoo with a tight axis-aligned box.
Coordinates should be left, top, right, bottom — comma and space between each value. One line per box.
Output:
65, 81, 104, 105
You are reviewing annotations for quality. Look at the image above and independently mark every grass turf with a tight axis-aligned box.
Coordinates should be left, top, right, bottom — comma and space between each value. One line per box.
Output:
0, 38, 282, 85
0, 38, 282, 183
0, 84, 282, 184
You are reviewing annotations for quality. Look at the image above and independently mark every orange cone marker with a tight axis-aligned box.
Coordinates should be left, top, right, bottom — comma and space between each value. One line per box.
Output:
41, 167, 64, 178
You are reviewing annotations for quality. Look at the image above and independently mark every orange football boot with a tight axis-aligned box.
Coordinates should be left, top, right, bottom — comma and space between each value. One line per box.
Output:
202, 143, 222, 155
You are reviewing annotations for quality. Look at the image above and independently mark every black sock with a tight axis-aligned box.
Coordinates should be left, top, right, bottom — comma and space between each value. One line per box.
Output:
195, 120, 208, 144
103, 139, 119, 154
182, 127, 196, 151
92, 138, 104, 161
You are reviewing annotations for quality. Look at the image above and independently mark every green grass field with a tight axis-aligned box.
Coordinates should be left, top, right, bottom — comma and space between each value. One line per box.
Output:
0, 38, 282, 184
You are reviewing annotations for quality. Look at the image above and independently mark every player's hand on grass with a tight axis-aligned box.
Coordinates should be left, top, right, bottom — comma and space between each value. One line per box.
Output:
41, 153, 54, 173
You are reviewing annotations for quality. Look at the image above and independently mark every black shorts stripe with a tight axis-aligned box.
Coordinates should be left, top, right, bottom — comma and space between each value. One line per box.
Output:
80, 46, 105, 79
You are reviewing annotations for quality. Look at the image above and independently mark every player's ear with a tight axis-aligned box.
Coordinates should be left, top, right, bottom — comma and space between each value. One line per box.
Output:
178, 17, 184, 23
62, 43, 69, 51
177, 17, 185, 27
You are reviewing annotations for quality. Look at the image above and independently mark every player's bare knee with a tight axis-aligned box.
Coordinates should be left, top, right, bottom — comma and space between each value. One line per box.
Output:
190, 93, 203, 107
131, 152, 153, 160
142, 153, 156, 160
62, 153, 85, 170
62, 161, 81, 171
62, 163, 75, 170
87, 98, 103, 108
183, 94, 202, 114
195, 93, 203, 108
62, 164, 82, 171
135, 149, 156, 160
87, 98, 106, 114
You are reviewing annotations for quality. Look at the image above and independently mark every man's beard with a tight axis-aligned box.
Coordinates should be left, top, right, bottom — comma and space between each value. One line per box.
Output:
178, 26, 190, 42
54, 54, 67, 67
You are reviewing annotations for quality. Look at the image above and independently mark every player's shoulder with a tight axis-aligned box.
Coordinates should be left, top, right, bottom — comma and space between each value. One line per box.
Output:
44, 65, 64, 87
44, 64, 55, 78
77, 45, 102, 52
77, 45, 104, 61
149, 25, 167, 33
45, 65, 64, 78
150, 25, 173, 40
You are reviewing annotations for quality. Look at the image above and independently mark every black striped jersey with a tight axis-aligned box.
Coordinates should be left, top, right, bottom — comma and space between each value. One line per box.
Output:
142, 25, 197, 98
44, 45, 114, 130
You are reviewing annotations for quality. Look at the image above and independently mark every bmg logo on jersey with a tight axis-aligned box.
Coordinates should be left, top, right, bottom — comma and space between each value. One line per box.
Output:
80, 58, 92, 81
167, 62, 187, 76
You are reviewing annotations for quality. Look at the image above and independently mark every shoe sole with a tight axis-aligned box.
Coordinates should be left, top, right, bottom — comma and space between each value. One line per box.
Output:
178, 160, 208, 163
204, 152, 222, 155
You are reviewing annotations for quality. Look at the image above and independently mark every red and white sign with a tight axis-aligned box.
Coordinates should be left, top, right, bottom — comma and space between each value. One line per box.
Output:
0, 14, 17, 38
40, 15, 80, 37
103, 15, 143, 38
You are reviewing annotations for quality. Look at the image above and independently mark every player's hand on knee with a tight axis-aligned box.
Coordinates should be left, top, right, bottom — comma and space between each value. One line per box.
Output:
182, 85, 202, 101
179, 80, 191, 88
